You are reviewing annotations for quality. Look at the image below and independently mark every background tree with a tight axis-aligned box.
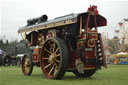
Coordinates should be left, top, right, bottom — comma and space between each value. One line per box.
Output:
0, 37, 29, 56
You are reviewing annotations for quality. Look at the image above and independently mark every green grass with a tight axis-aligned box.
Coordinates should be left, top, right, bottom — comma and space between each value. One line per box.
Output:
0, 65, 128, 85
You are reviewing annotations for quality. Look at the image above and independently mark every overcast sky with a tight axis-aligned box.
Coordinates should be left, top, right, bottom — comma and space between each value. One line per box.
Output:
1, 0, 128, 41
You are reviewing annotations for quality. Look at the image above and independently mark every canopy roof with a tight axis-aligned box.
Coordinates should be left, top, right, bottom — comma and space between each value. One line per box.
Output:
18, 12, 107, 34
18, 13, 78, 33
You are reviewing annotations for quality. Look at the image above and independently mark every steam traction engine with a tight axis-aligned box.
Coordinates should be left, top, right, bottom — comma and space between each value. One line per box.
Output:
18, 6, 107, 79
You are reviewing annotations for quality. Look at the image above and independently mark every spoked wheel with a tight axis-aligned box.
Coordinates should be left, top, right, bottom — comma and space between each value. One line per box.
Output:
2, 55, 11, 66
40, 37, 68, 79
22, 54, 33, 76
73, 69, 96, 77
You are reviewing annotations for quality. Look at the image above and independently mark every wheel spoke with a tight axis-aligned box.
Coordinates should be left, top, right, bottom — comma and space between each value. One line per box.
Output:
44, 48, 52, 54
55, 54, 61, 57
55, 60, 60, 63
55, 48, 59, 54
53, 66, 58, 76
54, 62, 59, 69
52, 43, 56, 53
25, 67, 27, 72
48, 66, 54, 75
25, 65, 29, 73
44, 63, 51, 69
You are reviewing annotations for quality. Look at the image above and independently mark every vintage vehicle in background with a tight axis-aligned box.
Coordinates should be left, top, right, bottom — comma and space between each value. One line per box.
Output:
18, 5, 107, 79
0, 50, 11, 66
11, 54, 24, 66
0, 49, 23, 66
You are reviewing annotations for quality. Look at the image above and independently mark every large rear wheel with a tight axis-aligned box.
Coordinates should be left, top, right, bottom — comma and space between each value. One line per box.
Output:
40, 37, 68, 79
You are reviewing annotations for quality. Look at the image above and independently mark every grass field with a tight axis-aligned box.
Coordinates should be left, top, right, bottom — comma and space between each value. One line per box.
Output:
0, 65, 128, 85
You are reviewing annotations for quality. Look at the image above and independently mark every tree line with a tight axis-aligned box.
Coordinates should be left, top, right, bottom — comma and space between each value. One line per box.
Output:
107, 38, 128, 53
0, 39, 29, 56
0, 37, 128, 56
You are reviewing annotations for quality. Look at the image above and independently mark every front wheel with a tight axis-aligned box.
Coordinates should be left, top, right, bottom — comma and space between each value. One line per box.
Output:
22, 54, 33, 76
40, 37, 69, 79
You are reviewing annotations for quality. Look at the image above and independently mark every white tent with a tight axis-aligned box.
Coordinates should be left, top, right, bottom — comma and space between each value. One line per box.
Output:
0, 49, 3, 54
117, 52, 128, 55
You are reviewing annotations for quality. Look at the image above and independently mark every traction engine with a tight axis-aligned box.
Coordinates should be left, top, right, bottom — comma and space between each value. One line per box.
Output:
18, 5, 107, 79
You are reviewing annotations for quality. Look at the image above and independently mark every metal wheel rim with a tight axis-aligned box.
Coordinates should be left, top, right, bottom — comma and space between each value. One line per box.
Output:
22, 56, 30, 75
41, 39, 61, 78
